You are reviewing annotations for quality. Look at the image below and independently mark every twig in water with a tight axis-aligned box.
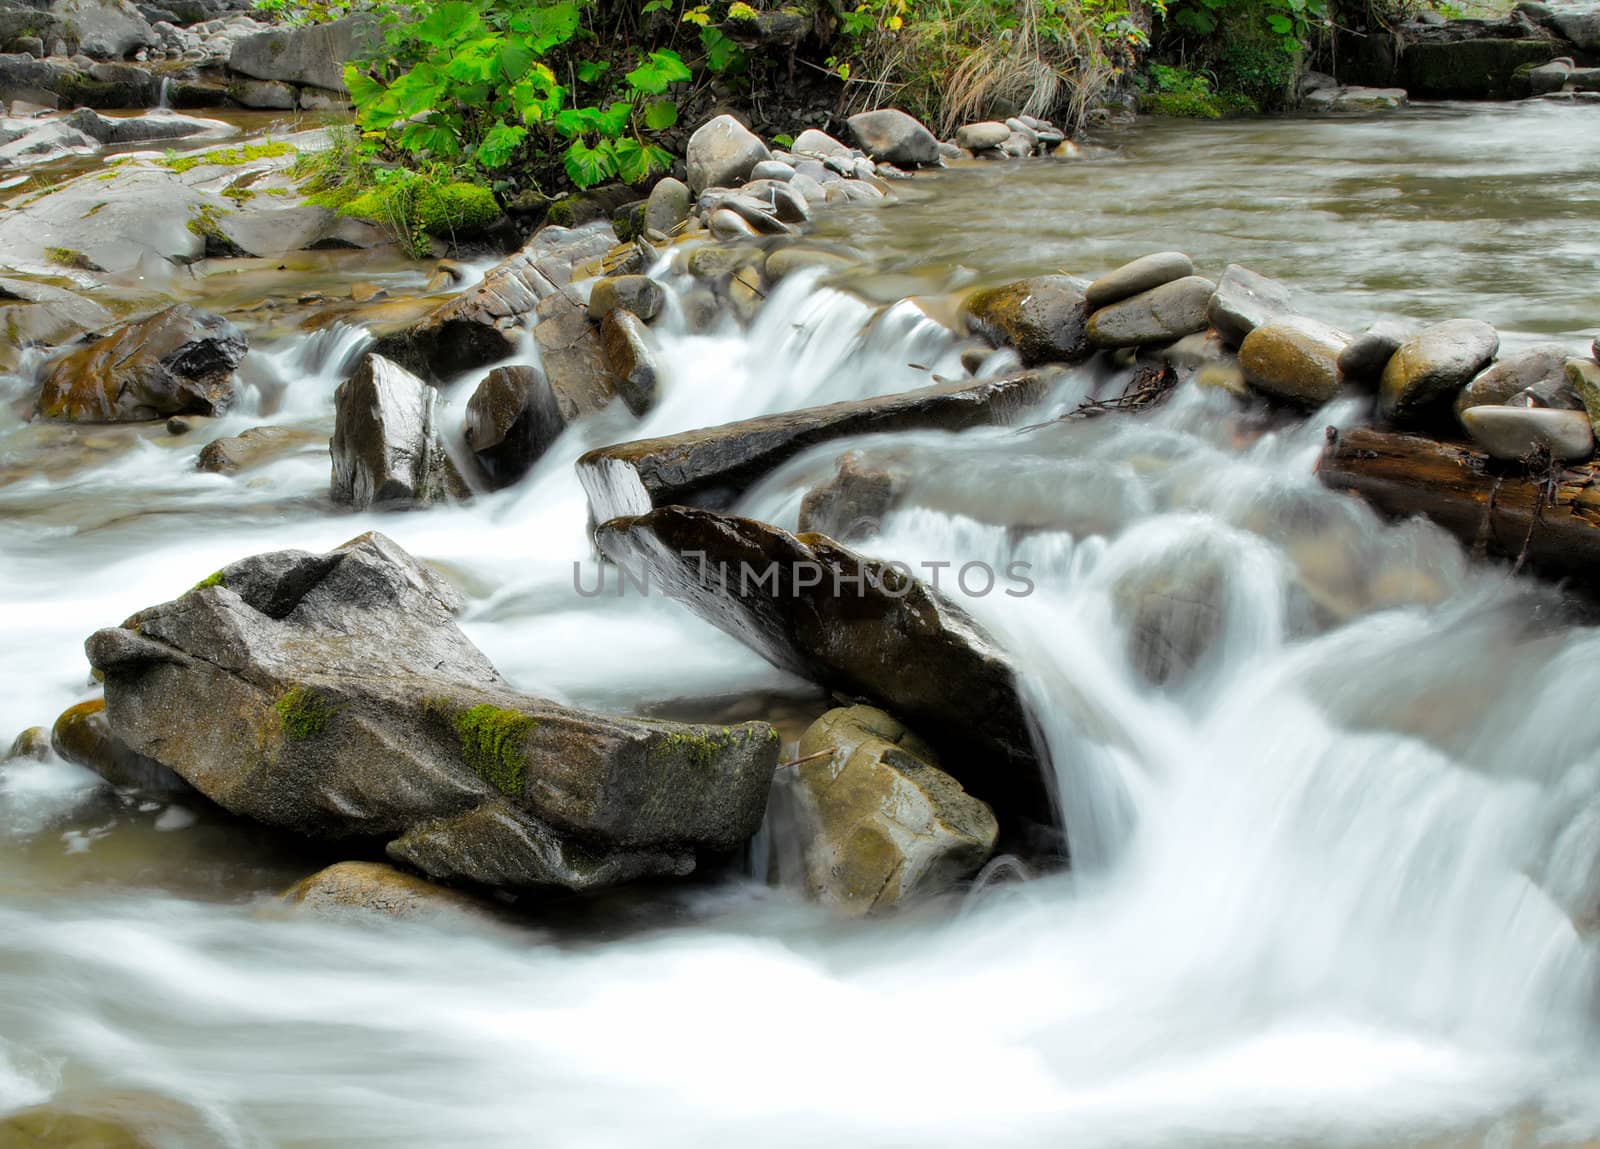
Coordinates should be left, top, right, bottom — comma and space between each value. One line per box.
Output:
775, 748, 834, 771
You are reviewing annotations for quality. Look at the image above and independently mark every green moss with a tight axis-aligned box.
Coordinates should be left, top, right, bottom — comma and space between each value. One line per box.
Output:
333, 176, 500, 259
45, 247, 86, 268
655, 725, 773, 770
453, 705, 535, 795
275, 686, 332, 742
163, 140, 295, 175
545, 197, 577, 229
194, 569, 226, 590
186, 204, 228, 239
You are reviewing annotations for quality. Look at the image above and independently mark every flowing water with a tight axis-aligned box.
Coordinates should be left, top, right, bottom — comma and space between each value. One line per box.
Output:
2, 101, 1599, 1147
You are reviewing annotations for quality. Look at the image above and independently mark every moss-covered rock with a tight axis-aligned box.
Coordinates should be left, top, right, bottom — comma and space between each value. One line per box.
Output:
1399, 37, 1560, 99
961, 275, 1092, 367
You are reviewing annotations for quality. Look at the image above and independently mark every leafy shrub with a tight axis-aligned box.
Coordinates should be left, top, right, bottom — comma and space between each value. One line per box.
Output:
1138, 62, 1255, 115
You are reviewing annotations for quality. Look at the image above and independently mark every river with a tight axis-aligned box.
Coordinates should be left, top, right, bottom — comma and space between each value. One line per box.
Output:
1, 99, 1598, 1147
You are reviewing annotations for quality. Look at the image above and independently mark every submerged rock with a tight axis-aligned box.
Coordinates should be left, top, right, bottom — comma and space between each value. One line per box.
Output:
5, 726, 51, 762
0, 1107, 156, 1149
1460, 405, 1593, 461
85, 532, 780, 892
594, 507, 1055, 842
51, 697, 188, 792
961, 276, 1091, 366
797, 451, 902, 542
1378, 318, 1499, 423
281, 861, 497, 923
197, 425, 321, 475
0, 276, 112, 372
1085, 251, 1194, 309
531, 289, 616, 423
588, 274, 663, 323
1086, 275, 1215, 348
786, 705, 997, 914
847, 108, 939, 167
330, 354, 459, 510
577, 372, 1049, 522
36, 304, 245, 422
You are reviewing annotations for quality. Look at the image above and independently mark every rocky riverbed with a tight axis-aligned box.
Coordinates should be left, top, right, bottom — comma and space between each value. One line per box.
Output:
1, 31, 1600, 1146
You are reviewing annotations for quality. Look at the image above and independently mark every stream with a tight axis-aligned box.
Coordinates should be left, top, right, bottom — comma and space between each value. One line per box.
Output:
1, 99, 1599, 1148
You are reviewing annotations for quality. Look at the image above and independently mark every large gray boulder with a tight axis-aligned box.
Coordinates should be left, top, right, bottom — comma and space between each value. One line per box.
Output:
227, 14, 375, 92
960, 276, 1092, 366
1552, 11, 1600, 50
51, 0, 157, 59
85, 532, 780, 892
784, 705, 997, 914
685, 113, 769, 195
847, 108, 939, 167
594, 506, 1056, 845
36, 304, 245, 422
1378, 319, 1499, 423
330, 354, 459, 509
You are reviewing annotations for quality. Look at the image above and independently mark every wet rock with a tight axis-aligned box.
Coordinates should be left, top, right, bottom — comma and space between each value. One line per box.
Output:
1085, 251, 1194, 309
87, 532, 779, 892
644, 175, 689, 233
281, 861, 496, 923
37, 304, 244, 422
5, 725, 51, 761
600, 308, 658, 417
369, 222, 614, 381
960, 276, 1091, 367
52, 697, 187, 791
594, 507, 1052, 840
765, 246, 853, 282
578, 371, 1050, 521
197, 425, 321, 475
1207, 264, 1293, 346
1305, 85, 1407, 111
955, 121, 1010, 151
0, 276, 112, 371
1453, 344, 1574, 418
848, 108, 939, 167
1378, 319, 1500, 423
464, 365, 556, 488
797, 450, 901, 542
1567, 357, 1600, 433
531, 289, 615, 422
787, 705, 997, 914
1239, 316, 1349, 406
1337, 320, 1408, 384
750, 158, 793, 181
708, 207, 759, 239
227, 13, 374, 92
686, 113, 769, 195
230, 76, 294, 108
1460, 406, 1593, 461
1527, 58, 1573, 93
1112, 545, 1229, 685
63, 106, 223, 144
1086, 275, 1216, 348
588, 274, 663, 323
1399, 36, 1561, 99
0, 1107, 156, 1149
330, 354, 458, 509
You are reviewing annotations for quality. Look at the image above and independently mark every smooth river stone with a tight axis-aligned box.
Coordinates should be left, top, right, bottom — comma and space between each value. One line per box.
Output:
1239, 316, 1349, 405
955, 121, 1011, 151
1085, 251, 1195, 309
1453, 345, 1575, 419
1460, 406, 1594, 462
1086, 275, 1215, 348
1207, 264, 1292, 346
1337, 320, 1408, 383
1379, 319, 1500, 423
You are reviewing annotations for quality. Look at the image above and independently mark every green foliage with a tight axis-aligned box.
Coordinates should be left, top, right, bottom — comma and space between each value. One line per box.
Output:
1138, 62, 1256, 115
275, 686, 333, 742
346, 0, 689, 190
252, 0, 356, 24
453, 704, 536, 795
1159, 0, 1325, 60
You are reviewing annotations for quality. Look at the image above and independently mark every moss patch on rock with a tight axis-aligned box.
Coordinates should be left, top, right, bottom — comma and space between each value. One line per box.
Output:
194, 569, 226, 591
163, 140, 295, 174
453, 704, 535, 795
656, 725, 778, 770
275, 686, 332, 742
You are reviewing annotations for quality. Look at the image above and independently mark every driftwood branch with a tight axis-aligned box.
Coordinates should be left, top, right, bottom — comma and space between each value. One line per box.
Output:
1318, 426, 1600, 589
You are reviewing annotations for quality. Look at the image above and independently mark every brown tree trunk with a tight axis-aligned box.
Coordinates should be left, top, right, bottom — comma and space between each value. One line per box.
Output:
1318, 426, 1600, 588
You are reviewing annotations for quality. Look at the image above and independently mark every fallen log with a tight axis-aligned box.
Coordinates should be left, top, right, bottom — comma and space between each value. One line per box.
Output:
1318, 426, 1600, 587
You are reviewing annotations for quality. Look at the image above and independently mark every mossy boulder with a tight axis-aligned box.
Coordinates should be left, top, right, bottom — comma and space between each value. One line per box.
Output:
1239, 317, 1349, 406
961, 276, 1092, 367
35, 304, 245, 423
85, 532, 780, 892
1399, 37, 1561, 98
785, 705, 997, 913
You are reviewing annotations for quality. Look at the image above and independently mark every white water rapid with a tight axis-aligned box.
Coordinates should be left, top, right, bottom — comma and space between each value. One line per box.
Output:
1, 101, 1598, 1149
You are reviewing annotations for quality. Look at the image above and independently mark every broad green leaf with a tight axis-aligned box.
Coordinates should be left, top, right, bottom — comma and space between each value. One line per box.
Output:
642, 98, 678, 130
596, 101, 634, 136
476, 121, 528, 169
577, 59, 611, 83
564, 139, 616, 188
415, 2, 477, 48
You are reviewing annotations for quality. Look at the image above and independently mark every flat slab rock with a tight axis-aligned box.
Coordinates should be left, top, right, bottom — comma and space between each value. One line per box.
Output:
84, 531, 779, 892
594, 506, 1058, 849
577, 371, 1051, 524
